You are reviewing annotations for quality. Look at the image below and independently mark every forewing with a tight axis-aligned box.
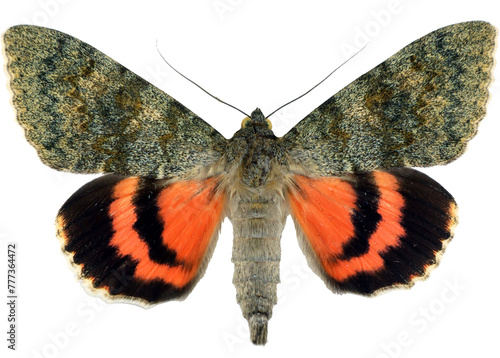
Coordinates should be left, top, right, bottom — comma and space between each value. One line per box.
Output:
283, 21, 496, 175
3, 25, 226, 178
287, 168, 457, 295
56, 174, 225, 305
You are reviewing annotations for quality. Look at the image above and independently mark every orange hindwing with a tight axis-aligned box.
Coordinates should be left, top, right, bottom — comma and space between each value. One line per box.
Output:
57, 175, 225, 305
288, 168, 457, 295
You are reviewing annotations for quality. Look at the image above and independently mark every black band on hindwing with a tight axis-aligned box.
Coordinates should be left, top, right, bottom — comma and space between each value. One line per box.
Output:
132, 179, 180, 266
58, 174, 189, 303
339, 173, 382, 260
332, 168, 456, 295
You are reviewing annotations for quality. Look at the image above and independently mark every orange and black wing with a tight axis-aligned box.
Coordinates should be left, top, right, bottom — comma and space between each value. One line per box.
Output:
57, 174, 225, 305
287, 168, 457, 295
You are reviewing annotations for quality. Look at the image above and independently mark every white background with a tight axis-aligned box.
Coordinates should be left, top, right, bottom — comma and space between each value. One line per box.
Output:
0, 1, 499, 357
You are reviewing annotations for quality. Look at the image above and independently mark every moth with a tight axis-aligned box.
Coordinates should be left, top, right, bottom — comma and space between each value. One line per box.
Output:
3, 22, 496, 345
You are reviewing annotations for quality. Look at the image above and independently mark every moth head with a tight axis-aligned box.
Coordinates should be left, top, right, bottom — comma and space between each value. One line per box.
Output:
241, 108, 272, 130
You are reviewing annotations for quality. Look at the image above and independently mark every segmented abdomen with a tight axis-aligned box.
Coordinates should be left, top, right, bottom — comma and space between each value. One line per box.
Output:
229, 191, 287, 345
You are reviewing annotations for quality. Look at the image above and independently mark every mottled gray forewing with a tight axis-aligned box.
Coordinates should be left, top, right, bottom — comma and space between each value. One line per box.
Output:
3, 25, 226, 178
283, 21, 496, 175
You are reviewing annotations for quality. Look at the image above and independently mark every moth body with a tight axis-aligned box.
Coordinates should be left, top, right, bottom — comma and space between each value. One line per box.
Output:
225, 108, 289, 344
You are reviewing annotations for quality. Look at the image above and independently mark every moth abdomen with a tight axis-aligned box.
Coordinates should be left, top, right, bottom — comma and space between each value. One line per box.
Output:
231, 238, 281, 345
229, 192, 287, 344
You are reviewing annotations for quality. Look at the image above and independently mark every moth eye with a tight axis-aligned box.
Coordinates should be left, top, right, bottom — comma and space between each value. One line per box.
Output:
241, 117, 251, 128
265, 118, 272, 130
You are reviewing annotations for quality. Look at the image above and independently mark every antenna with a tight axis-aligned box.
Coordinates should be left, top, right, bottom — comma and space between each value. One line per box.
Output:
156, 41, 250, 118
266, 44, 367, 118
